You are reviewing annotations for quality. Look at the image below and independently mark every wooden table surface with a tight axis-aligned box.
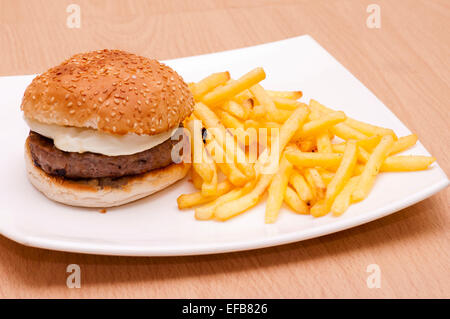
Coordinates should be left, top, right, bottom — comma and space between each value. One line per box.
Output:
0, 0, 449, 298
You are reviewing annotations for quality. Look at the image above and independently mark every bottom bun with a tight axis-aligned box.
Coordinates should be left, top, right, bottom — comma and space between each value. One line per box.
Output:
25, 144, 190, 208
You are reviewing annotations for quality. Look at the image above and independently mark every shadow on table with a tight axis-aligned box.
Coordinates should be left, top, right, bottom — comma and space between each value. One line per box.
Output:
0, 196, 444, 291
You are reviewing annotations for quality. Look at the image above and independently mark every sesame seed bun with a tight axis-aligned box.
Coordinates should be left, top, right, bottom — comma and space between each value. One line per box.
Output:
21, 49, 194, 135
25, 142, 191, 207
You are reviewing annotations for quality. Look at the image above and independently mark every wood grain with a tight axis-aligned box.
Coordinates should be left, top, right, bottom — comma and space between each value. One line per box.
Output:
0, 0, 448, 298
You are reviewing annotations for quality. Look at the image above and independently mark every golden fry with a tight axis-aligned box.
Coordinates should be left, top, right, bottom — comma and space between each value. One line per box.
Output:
311, 140, 357, 217
265, 157, 293, 223
289, 170, 314, 204
345, 118, 397, 140
250, 84, 292, 123
177, 181, 233, 209
217, 110, 244, 129
205, 139, 248, 186
352, 135, 394, 202
304, 168, 326, 201
195, 181, 255, 220
266, 90, 303, 100
285, 150, 343, 170
294, 111, 346, 139
191, 71, 230, 100
388, 134, 418, 155
215, 174, 274, 221
381, 156, 435, 172
202, 68, 266, 106
194, 102, 255, 178
284, 186, 309, 214
331, 176, 360, 216
317, 130, 332, 153
272, 97, 305, 110
221, 100, 248, 120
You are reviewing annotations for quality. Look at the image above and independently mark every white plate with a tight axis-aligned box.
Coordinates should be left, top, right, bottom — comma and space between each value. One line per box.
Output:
0, 35, 448, 256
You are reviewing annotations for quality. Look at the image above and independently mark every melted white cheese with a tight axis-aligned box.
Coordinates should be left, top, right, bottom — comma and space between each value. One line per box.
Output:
25, 118, 178, 156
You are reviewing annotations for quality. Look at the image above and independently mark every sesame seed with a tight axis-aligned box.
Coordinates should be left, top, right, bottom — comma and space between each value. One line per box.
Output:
67, 102, 73, 107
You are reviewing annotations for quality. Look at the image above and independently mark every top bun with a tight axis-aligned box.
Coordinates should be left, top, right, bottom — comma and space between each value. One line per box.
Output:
21, 49, 194, 135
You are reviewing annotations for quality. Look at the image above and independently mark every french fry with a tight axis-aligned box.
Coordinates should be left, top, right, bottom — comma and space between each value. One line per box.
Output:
250, 105, 266, 119
352, 135, 394, 202
272, 97, 305, 110
357, 146, 370, 163
332, 136, 381, 153
241, 98, 254, 117
388, 134, 418, 155
221, 100, 248, 119
345, 118, 397, 139
289, 170, 314, 204
332, 144, 370, 164
285, 150, 343, 170
277, 107, 310, 151
194, 102, 255, 178
304, 168, 326, 201
205, 138, 248, 186
357, 136, 382, 151
233, 90, 254, 104
331, 176, 360, 216
293, 111, 346, 139
201, 162, 218, 197
215, 174, 274, 221
309, 99, 390, 140
318, 169, 335, 185
202, 67, 266, 106
330, 123, 368, 140
284, 186, 309, 214
191, 71, 230, 100
217, 110, 244, 129
185, 117, 215, 183
255, 106, 309, 175
317, 130, 332, 153
381, 156, 436, 172
265, 157, 293, 223
298, 139, 316, 152
250, 84, 293, 123
195, 181, 255, 220
244, 119, 281, 130
191, 168, 203, 190
311, 140, 357, 217
177, 180, 233, 209
266, 90, 303, 100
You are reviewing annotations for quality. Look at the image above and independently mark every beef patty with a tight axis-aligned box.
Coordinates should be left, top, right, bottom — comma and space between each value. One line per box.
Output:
27, 131, 182, 179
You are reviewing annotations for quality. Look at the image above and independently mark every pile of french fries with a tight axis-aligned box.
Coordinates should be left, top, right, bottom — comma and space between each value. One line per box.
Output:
177, 67, 436, 223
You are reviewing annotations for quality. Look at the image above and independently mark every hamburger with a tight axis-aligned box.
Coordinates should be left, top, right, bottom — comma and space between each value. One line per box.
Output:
21, 49, 193, 207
